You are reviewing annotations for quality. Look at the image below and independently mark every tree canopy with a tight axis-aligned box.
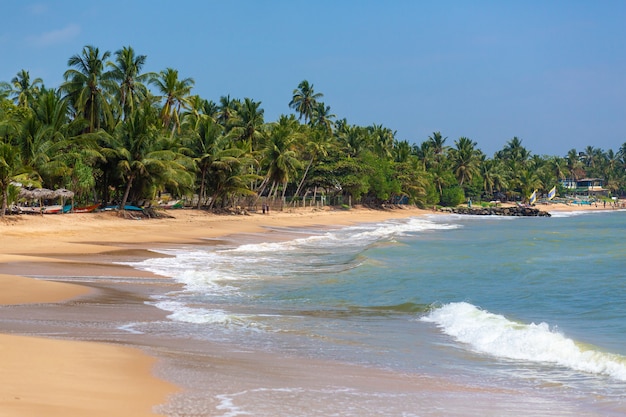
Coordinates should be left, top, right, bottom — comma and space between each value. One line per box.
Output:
1, 45, 625, 218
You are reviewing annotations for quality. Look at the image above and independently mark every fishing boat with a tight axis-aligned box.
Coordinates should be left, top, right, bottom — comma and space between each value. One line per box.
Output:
72, 204, 100, 213
18, 205, 64, 214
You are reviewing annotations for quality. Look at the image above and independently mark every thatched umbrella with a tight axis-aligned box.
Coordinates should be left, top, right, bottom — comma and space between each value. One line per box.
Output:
18, 188, 35, 200
21, 188, 55, 212
30, 188, 55, 201
54, 188, 75, 212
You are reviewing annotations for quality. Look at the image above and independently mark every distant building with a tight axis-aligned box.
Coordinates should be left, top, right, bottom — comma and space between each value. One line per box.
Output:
559, 178, 607, 196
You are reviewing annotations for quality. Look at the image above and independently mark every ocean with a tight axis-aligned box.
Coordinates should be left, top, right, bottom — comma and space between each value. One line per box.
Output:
126, 209, 626, 416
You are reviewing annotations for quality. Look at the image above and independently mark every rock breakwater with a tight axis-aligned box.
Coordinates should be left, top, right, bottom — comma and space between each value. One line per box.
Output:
438, 206, 551, 217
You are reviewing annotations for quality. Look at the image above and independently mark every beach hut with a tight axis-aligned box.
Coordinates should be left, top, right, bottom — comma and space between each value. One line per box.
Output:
18, 188, 58, 213
54, 188, 75, 212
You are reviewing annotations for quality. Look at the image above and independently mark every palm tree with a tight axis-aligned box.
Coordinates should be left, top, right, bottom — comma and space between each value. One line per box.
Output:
110, 103, 192, 209
336, 123, 367, 158
205, 147, 257, 209
0, 143, 25, 217
16, 110, 59, 184
547, 156, 567, 181
216, 95, 239, 129
393, 140, 412, 163
450, 137, 481, 186
292, 124, 333, 202
310, 101, 335, 133
427, 131, 449, 162
182, 95, 213, 131
518, 169, 543, 203
479, 156, 506, 197
289, 80, 323, 124
429, 163, 452, 198
230, 97, 265, 151
185, 115, 227, 208
565, 148, 585, 180
10, 69, 43, 107
498, 136, 530, 167
368, 124, 395, 158
261, 115, 302, 200
0, 82, 10, 100
414, 141, 436, 170
107, 46, 155, 121
61, 45, 116, 133
152, 68, 195, 133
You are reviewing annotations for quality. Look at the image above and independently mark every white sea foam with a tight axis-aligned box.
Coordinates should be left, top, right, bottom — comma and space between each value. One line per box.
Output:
422, 302, 626, 381
548, 209, 621, 218
130, 217, 464, 325
153, 299, 258, 327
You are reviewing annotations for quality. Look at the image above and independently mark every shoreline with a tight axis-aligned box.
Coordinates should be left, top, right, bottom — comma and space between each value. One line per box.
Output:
0, 203, 613, 416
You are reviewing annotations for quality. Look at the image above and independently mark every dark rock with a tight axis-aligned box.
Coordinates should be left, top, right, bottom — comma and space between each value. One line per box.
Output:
437, 206, 550, 217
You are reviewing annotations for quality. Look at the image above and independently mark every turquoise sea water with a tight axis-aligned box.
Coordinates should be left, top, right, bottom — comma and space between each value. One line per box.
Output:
129, 209, 626, 416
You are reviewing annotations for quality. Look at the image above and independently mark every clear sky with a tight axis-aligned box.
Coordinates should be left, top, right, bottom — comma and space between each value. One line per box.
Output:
1, 1, 625, 157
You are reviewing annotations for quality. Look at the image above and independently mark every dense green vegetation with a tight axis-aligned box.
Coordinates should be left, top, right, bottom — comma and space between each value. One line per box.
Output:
1, 45, 625, 217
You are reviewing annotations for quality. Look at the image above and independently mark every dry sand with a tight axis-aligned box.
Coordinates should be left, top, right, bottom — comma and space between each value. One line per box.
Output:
0, 202, 610, 416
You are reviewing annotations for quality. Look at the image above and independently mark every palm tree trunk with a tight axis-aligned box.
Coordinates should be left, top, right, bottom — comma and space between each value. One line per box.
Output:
292, 157, 313, 206
268, 181, 277, 199
197, 168, 207, 209
120, 174, 135, 209
1, 188, 7, 219
253, 177, 270, 206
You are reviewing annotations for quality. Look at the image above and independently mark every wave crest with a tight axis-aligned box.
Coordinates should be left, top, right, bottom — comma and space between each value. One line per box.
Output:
422, 302, 626, 381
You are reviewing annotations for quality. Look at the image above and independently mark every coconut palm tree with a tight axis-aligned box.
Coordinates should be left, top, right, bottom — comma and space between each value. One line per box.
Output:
497, 136, 530, 172
261, 115, 302, 199
289, 80, 323, 125
181, 95, 214, 131
518, 169, 543, 203
547, 156, 567, 181
10, 69, 43, 108
292, 124, 333, 202
450, 136, 481, 186
565, 148, 585, 180
61, 45, 116, 133
110, 103, 192, 209
310, 101, 335, 133
107, 46, 156, 121
393, 140, 412, 163
427, 131, 449, 162
205, 146, 257, 209
414, 141, 436, 170
152, 68, 195, 134
336, 123, 367, 158
0, 143, 25, 217
216, 95, 239, 130
0, 82, 10, 100
230, 97, 265, 152
185, 115, 228, 208
368, 124, 395, 159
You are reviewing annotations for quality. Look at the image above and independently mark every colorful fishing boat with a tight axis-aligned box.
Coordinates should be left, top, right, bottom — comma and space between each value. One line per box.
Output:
72, 204, 100, 213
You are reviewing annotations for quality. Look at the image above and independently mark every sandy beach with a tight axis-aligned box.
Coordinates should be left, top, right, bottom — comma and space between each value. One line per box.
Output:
0, 202, 612, 416
0, 205, 432, 416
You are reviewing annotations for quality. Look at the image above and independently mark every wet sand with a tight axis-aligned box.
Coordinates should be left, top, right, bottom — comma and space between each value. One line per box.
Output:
0, 203, 612, 416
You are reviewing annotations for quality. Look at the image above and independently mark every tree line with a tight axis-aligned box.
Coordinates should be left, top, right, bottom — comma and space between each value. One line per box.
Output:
1, 44, 625, 217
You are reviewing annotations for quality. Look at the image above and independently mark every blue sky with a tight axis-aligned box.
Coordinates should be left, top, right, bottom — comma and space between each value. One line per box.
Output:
1, 1, 625, 157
